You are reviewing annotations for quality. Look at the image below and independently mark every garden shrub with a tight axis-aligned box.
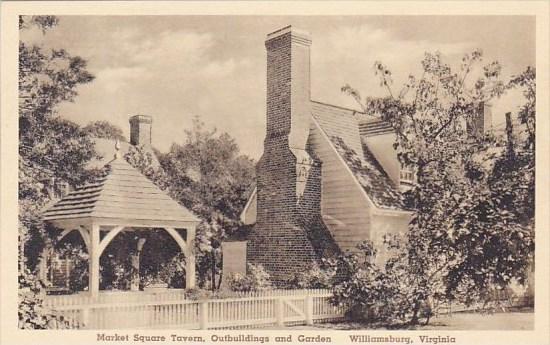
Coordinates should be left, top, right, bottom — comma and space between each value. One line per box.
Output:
227, 263, 271, 292
288, 263, 335, 289
184, 287, 214, 300
142, 252, 186, 289
56, 243, 89, 292
19, 271, 69, 329
183, 288, 238, 300
327, 238, 432, 325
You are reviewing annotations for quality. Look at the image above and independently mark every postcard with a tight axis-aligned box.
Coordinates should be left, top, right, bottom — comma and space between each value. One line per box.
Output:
1, 1, 549, 345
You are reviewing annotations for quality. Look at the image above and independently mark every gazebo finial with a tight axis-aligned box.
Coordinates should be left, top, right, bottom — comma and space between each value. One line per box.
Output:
114, 139, 121, 159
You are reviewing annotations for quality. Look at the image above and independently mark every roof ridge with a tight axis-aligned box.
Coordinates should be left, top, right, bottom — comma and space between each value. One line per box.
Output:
311, 99, 365, 114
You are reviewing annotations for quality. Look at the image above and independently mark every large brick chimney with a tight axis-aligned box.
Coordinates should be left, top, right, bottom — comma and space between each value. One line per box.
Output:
247, 26, 327, 283
129, 115, 152, 146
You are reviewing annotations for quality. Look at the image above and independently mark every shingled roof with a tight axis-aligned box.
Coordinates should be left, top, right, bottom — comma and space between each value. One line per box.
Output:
43, 157, 198, 225
311, 100, 405, 210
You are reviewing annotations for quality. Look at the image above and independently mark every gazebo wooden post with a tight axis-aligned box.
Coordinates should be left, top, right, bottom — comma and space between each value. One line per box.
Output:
89, 223, 101, 299
186, 225, 196, 289
131, 237, 147, 291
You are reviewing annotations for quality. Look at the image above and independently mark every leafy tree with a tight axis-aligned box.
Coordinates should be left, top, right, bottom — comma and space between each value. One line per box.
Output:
507, 67, 535, 151
19, 15, 58, 31
83, 121, 127, 142
18, 15, 98, 328
491, 67, 536, 226
160, 117, 255, 289
124, 144, 170, 190
19, 15, 99, 271
342, 51, 534, 324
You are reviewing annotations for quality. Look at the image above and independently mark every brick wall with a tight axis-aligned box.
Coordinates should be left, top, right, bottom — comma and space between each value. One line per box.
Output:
247, 26, 330, 283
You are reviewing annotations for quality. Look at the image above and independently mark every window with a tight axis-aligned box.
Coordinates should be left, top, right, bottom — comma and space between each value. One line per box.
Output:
400, 169, 415, 184
399, 165, 415, 192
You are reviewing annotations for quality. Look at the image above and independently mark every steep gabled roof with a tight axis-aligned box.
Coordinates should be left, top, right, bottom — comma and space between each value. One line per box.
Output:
311, 101, 405, 210
43, 157, 198, 224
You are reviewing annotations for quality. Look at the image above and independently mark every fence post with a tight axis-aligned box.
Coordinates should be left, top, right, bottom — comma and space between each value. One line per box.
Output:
276, 297, 285, 327
199, 301, 209, 329
305, 295, 313, 325
81, 307, 90, 329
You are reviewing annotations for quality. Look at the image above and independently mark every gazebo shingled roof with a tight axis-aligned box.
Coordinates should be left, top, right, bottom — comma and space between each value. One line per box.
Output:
42, 153, 199, 296
43, 157, 198, 226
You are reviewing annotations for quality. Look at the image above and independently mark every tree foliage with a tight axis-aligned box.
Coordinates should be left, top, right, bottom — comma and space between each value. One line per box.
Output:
342, 51, 535, 324
159, 117, 255, 289
19, 15, 99, 271
18, 15, 99, 328
161, 117, 255, 230
83, 121, 128, 142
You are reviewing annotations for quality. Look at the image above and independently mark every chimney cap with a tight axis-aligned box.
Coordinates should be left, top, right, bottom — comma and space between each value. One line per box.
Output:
129, 114, 152, 124
266, 25, 311, 43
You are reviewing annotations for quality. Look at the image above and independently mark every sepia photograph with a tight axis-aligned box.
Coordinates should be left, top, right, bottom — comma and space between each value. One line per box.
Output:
1, 2, 549, 344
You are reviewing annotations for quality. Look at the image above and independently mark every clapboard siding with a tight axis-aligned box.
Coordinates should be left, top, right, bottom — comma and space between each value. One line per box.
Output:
308, 122, 372, 252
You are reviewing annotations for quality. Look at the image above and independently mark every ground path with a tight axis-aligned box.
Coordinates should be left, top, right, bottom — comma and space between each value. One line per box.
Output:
284, 310, 534, 330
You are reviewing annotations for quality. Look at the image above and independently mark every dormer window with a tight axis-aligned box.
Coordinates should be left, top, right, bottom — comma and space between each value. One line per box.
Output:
399, 165, 415, 192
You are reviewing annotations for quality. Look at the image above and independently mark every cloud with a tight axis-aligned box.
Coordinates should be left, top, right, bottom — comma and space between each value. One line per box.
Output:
130, 30, 215, 66
201, 58, 252, 78
311, 24, 473, 108
61, 26, 262, 155
55, 19, 524, 160
97, 28, 255, 89
95, 66, 149, 92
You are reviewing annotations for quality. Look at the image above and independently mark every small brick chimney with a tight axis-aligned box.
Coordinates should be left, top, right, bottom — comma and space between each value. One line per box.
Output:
129, 115, 152, 146
248, 26, 324, 283
467, 102, 492, 138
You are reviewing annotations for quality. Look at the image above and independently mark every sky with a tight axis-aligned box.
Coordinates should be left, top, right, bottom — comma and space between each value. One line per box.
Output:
21, 16, 535, 159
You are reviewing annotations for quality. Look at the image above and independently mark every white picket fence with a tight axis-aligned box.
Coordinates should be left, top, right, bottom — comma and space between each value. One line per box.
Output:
44, 288, 188, 307
43, 289, 344, 329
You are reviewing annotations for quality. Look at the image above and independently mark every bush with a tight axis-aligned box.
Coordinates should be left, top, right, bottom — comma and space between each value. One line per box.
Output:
56, 243, 89, 292
327, 238, 431, 325
142, 252, 186, 289
19, 270, 69, 329
288, 263, 335, 289
183, 287, 236, 300
184, 287, 213, 300
227, 263, 271, 292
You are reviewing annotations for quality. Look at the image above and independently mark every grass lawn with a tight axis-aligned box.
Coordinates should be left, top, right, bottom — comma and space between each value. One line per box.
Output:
288, 308, 534, 330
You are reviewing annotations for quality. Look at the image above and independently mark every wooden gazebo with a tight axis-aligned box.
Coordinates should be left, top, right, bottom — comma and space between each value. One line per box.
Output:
42, 152, 200, 297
